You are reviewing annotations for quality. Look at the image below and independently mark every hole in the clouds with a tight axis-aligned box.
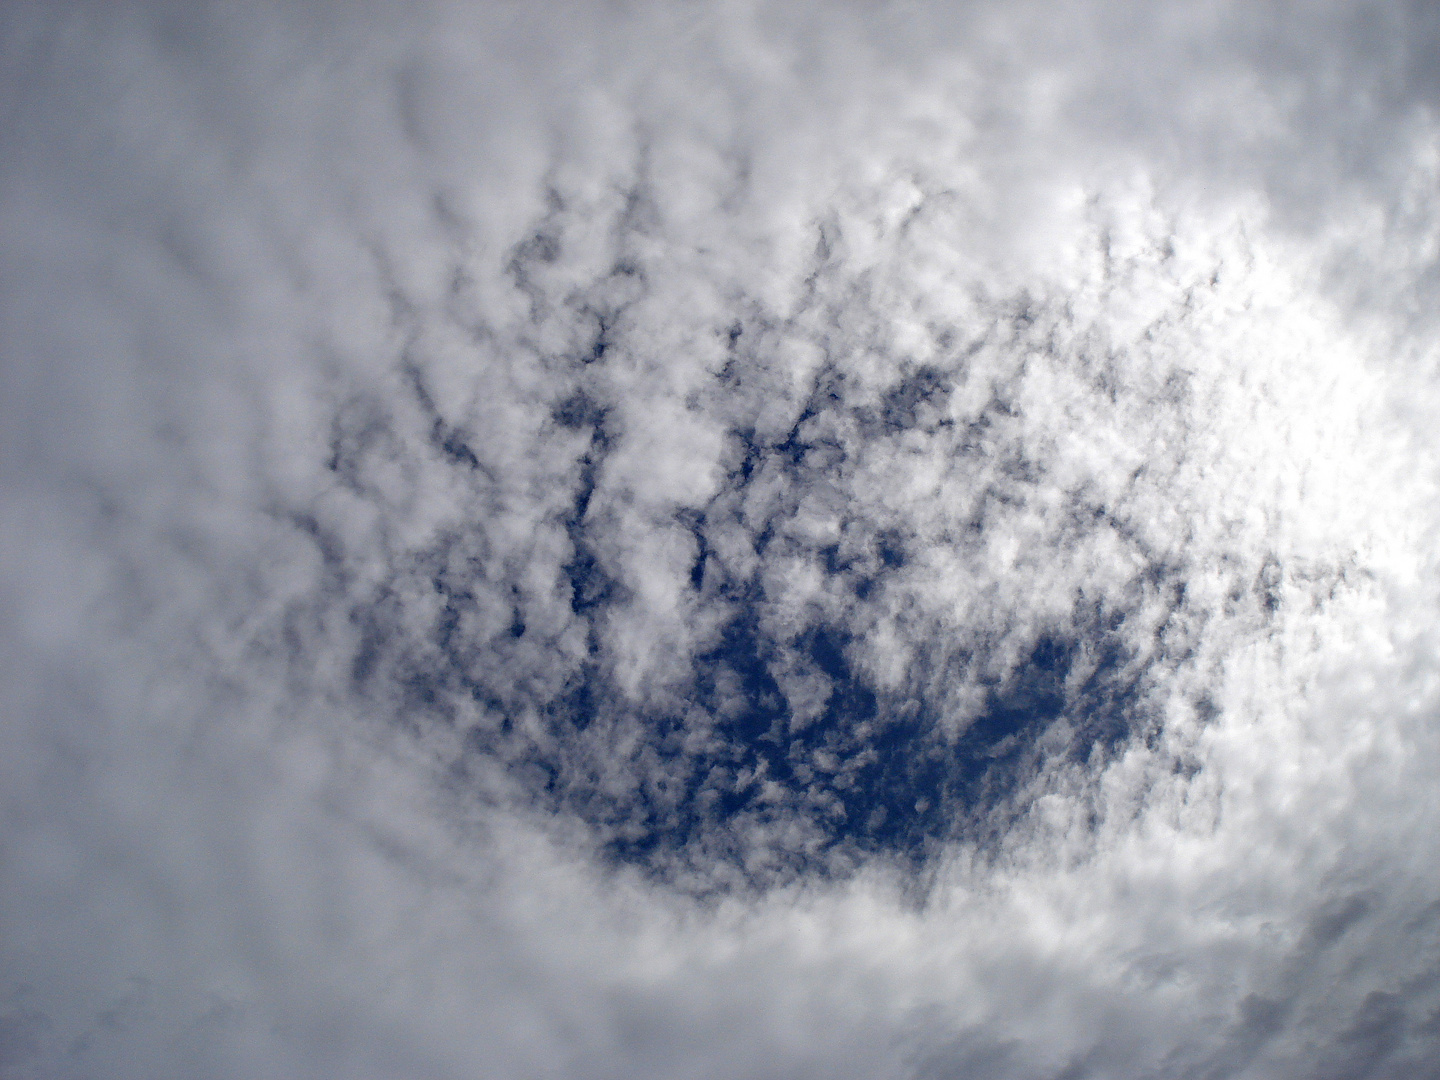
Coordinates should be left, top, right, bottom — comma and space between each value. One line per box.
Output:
549, 664, 603, 734
507, 604, 1152, 890
674, 508, 710, 592
819, 544, 847, 575
565, 545, 624, 615
876, 365, 952, 434
878, 533, 907, 569
562, 452, 629, 617
318, 366, 1170, 897
552, 390, 607, 431
330, 504, 1156, 892
312, 192, 1238, 895
324, 360, 1161, 891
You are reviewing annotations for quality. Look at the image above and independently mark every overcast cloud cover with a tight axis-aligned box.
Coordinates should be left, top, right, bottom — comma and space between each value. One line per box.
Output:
5, 1, 1440, 1076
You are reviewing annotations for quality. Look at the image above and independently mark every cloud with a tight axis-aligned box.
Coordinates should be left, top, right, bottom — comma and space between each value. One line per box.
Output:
4, 1, 1440, 1077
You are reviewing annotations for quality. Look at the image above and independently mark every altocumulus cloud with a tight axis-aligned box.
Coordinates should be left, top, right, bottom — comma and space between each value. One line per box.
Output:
4, 1, 1440, 1077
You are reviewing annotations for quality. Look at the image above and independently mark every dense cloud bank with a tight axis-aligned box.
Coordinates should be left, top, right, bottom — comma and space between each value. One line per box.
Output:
4, 2, 1440, 1077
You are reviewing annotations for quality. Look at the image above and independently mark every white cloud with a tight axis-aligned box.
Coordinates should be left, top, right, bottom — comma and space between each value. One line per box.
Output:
4, 1, 1440, 1077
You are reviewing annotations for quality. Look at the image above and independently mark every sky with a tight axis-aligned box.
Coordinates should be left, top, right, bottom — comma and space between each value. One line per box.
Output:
4, 1, 1440, 1077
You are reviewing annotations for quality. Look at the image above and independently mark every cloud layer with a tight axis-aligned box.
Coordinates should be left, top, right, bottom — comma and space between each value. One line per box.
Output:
4, 2, 1440, 1077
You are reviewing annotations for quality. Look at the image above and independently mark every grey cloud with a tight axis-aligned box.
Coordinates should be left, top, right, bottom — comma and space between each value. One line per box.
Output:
4, 1, 1440, 1077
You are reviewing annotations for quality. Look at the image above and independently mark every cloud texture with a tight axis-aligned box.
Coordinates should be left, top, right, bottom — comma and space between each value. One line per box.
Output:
4, 1, 1440, 1077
